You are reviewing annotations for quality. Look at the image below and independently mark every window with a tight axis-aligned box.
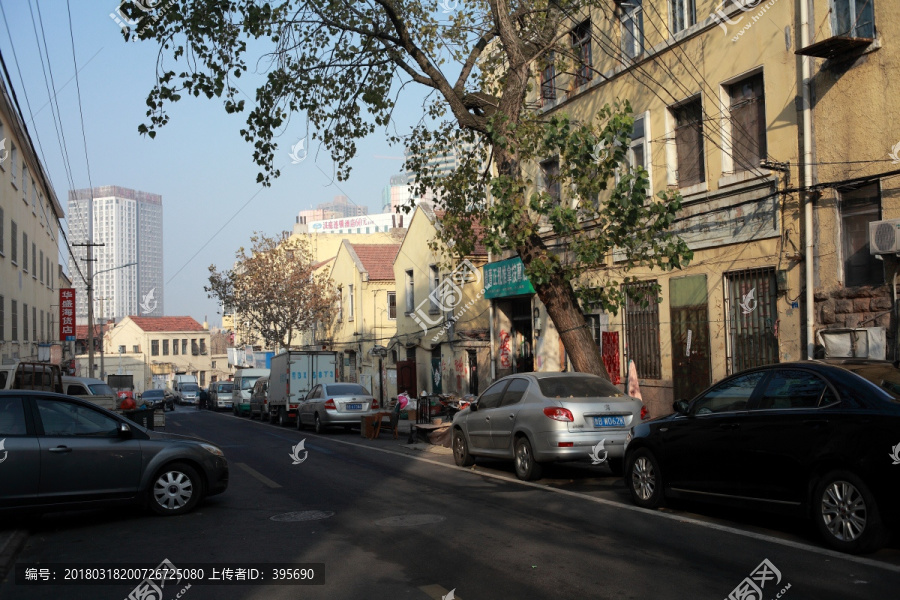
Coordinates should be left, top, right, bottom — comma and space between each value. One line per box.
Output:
729, 73, 766, 172
40, 310, 44, 340
39, 250, 44, 283
627, 114, 648, 174
31, 242, 36, 278
133, 345, 139, 353
623, 280, 662, 379
756, 369, 829, 410
501, 378, 530, 406
670, 0, 696, 34
0, 397, 28, 436
541, 157, 561, 203
118, 345, 126, 354
540, 52, 556, 104
21, 165, 28, 202
151, 339, 159, 356
0, 206, 3, 254
181, 339, 187, 355
11, 300, 17, 341
200, 339, 207, 354
691, 371, 764, 414
478, 380, 509, 410
48, 260, 52, 289
620, 0, 644, 59
405, 270, 415, 313
726, 267, 779, 372
37, 399, 118, 437
32, 306, 36, 341
22, 233, 27, 272
833, 0, 875, 39
337, 287, 344, 321
173, 338, 179, 355
10, 144, 17, 186
571, 20, 592, 87
387, 291, 397, 320
0, 295, 4, 340
672, 98, 705, 187
10, 220, 16, 264
163, 339, 169, 355
192, 339, 199, 355
840, 182, 883, 287
429, 265, 440, 314
349, 284, 355, 320
23, 303, 28, 342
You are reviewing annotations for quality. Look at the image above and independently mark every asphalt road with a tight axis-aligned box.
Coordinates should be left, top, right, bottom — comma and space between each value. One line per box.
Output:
2, 407, 900, 599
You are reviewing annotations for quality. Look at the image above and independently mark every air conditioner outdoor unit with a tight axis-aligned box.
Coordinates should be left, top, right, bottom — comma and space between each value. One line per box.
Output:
869, 219, 900, 255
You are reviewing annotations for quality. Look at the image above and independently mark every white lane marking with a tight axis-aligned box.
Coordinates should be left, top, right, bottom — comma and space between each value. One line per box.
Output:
296, 433, 900, 574
236, 462, 281, 489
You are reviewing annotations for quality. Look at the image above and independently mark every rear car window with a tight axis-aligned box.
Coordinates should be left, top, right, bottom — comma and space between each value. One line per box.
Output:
843, 364, 900, 402
537, 376, 623, 399
0, 397, 28, 436
327, 384, 370, 396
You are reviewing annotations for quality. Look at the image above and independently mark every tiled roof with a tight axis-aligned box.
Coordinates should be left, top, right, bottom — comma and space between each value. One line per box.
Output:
75, 324, 103, 339
433, 210, 488, 256
349, 244, 401, 280
127, 316, 206, 332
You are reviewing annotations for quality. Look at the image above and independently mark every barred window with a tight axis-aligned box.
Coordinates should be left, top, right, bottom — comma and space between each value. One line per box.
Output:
623, 280, 662, 379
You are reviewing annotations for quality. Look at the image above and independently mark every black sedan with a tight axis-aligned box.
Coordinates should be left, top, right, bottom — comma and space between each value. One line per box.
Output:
0, 390, 228, 516
140, 388, 174, 412
623, 359, 900, 554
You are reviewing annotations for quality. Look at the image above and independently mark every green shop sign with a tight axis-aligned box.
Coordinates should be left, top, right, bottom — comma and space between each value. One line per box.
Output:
483, 257, 536, 299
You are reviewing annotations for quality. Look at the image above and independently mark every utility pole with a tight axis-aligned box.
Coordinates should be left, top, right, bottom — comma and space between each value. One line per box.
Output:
73, 241, 104, 379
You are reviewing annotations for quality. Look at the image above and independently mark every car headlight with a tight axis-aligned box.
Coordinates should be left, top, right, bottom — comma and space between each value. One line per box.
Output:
201, 443, 224, 457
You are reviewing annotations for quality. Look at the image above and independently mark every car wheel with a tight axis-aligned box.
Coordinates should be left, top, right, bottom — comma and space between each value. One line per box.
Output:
314, 414, 324, 434
626, 448, 664, 509
297, 413, 306, 431
813, 471, 889, 554
278, 408, 288, 427
514, 436, 543, 481
149, 462, 202, 516
607, 457, 624, 477
453, 429, 475, 467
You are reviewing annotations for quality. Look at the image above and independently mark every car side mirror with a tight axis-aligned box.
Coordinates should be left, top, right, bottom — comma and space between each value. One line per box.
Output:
673, 400, 690, 416
469, 402, 478, 412
118, 422, 133, 438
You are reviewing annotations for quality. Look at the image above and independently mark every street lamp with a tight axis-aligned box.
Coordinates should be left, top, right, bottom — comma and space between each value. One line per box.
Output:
87, 261, 137, 379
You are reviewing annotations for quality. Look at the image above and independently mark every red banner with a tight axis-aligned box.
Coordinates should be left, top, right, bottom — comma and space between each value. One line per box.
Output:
59, 288, 76, 341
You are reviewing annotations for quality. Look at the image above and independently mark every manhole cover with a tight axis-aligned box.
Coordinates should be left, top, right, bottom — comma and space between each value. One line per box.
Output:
270, 510, 335, 522
375, 514, 446, 527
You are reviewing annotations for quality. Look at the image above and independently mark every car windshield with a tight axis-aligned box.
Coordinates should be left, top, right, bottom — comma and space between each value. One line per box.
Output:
89, 383, 115, 395
182, 384, 201, 392
220, 384, 233, 392
537, 375, 623, 399
241, 377, 260, 390
327, 383, 370, 396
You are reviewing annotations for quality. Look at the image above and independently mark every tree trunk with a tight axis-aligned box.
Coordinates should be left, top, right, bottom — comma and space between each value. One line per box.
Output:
532, 270, 610, 380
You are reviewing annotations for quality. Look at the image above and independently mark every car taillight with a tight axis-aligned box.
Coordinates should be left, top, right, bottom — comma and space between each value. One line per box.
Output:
372, 399, 379, 409
641, 405, 650, 420
543, 407, 574, 422
324, 399, 336, 409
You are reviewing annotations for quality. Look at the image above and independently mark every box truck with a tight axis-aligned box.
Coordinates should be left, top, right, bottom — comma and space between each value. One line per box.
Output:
267, 351, 338, 426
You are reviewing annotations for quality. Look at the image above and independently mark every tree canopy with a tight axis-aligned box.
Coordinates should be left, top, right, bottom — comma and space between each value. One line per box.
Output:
128, 0, 692, 378
206, 231, 336, 350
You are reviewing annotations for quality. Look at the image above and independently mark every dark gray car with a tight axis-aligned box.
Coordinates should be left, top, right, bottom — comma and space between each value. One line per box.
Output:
0, 390, 228, 516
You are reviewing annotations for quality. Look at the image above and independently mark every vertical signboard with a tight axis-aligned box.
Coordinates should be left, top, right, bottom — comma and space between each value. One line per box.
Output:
59, 288, 76, 341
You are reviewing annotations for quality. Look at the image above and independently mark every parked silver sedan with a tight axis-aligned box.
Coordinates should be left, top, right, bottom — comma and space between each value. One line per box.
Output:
452, 372, 649, 480
297, 382, 377, 433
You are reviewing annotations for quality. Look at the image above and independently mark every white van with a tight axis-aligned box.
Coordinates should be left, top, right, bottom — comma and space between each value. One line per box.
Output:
232, 368, 269, 417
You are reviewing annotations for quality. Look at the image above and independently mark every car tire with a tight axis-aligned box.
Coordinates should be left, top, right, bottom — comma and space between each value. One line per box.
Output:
453, 429, 475, 467
514, 436, 543, 481
626, 448, 665, 509
149, 462, 203, 516
607, 457, 624, 477
813, 470, 889, 554
297, 413, 306, 431
314, 414, 324, 434
278, 408, 288, 427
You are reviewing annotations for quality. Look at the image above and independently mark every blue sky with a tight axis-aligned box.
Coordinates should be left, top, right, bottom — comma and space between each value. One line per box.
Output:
0, 0, 417, 328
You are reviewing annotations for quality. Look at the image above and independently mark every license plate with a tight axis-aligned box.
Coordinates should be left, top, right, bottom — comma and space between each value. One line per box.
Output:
594, 416, 626, 427
347, 403, 362, 410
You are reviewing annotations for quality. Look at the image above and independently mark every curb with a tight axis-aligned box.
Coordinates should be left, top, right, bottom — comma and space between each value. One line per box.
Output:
0, 529, 28, 581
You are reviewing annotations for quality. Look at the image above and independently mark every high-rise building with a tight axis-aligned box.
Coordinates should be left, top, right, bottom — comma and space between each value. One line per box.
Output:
297, 195, 368, 225
67, 186, 164, 324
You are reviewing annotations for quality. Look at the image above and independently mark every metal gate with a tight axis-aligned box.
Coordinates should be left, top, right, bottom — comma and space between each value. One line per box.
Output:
725, 267, 779, 373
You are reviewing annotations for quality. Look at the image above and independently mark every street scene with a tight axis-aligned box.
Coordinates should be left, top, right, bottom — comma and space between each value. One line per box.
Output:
3, 0, 900, 599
